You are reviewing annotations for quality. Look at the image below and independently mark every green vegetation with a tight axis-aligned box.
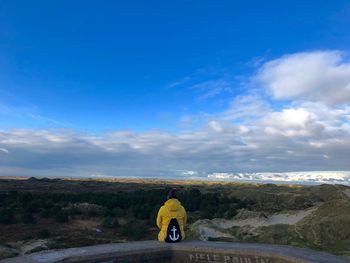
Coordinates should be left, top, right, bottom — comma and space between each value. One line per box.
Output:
21, 212, 36, 224
0, 208, 16, 224
1, 177, 349, 259
0, 186, 251, 243
190, 184, 350, 257
296, 199, 350, 254
102, 217, 120, 229
0, 244, 19, 260
37, 229, 50, 239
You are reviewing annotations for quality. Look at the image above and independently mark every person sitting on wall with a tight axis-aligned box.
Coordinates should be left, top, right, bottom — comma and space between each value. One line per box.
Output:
156, 189, 187, 242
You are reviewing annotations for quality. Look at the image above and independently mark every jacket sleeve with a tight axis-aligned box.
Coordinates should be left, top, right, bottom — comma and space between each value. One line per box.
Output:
156, 206, 163, 229
182, 206, 187, 226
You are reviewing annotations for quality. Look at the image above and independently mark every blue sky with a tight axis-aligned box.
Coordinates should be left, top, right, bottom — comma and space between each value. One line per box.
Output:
1, 1, 350, 182
1, 0, 349, 131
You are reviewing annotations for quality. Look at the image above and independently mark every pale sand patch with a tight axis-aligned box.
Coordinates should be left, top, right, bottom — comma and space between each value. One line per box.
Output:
198, 226, 235, 241
17, 240, 48, 255
192, 206, 319, 240
343, 189, 350, 198
68, 219, 99, 230
211, 206, 318, 229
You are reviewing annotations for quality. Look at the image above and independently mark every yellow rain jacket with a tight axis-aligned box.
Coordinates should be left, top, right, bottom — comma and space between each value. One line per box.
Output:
156, 198, 187, 241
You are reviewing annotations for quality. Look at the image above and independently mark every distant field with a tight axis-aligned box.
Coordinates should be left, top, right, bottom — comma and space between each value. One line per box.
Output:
0, 175, 271, 194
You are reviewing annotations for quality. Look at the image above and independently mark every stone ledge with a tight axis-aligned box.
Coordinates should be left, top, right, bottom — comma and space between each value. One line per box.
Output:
1, 241, 349, 263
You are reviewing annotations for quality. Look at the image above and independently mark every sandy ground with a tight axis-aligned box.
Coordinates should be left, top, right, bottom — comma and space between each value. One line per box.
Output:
343, 189, 350, 198
192, 206, 318, 240
211, 206, 318, 228
19, 240, 48, 255
198, 226, 236, 240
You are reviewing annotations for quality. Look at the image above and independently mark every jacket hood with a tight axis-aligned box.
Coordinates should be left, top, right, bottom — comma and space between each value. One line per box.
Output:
164, 198, 181, 211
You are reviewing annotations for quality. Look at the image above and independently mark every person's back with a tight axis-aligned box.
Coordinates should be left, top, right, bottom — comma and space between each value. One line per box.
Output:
156, 189, 186, 242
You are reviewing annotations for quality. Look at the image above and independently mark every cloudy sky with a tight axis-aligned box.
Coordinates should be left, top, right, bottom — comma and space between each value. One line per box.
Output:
1, 1, 350, 182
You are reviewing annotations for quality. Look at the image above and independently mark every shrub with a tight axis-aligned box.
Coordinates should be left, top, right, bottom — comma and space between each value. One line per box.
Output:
54, 211, 69, 223
49, 206, 62, 217
23, 234, 33, 240
0, 208, 16, 224
37, 229, 50, 239
120, 220, 148, 240
102, 217, 119, 229
21, 213, 36, 224
39, 208, 50, 218
225, 207, 238, 219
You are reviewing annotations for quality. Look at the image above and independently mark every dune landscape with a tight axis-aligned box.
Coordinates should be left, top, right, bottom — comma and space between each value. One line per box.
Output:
1, 176, 350, 260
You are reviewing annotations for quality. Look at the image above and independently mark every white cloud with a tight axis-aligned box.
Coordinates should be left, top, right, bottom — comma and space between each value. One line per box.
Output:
0, 148, 9, 153
190, 79, 233, 101
207, 171, 350, 185
208, 121, 223, 132
261, 108, 319, 137
222, 94, 271, 122
258, 51, 350, 105
0, 103, 349, 181
1, 50, 350, 184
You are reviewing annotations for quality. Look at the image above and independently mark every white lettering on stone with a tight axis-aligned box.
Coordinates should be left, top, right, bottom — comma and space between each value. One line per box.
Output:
190, 254, 195, 261
214, 255, 220, 261
188, 253, 270, 263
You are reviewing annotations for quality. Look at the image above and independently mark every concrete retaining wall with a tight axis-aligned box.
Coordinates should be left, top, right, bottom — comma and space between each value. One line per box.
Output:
1, 241, 349, 263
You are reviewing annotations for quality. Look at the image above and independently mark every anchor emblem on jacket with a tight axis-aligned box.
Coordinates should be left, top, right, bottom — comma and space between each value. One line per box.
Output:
169, 226, 179, 241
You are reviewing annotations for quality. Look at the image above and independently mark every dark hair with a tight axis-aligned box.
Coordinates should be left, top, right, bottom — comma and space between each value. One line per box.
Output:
167, 189, 178, 199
